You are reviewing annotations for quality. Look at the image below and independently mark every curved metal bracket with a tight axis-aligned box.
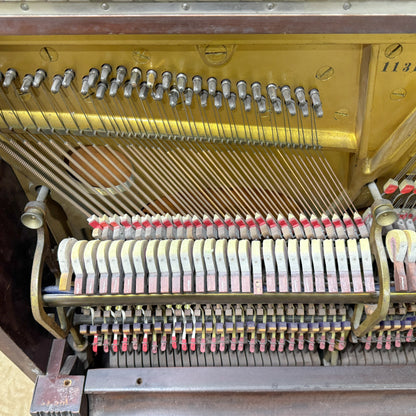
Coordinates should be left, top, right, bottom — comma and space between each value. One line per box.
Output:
352, 204, 391, 337
30, 225, 67, 339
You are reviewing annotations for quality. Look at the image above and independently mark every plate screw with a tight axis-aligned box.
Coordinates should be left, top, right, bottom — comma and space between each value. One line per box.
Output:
39, 47, 58, 62
390, 88, 406, 100
343, 2, 351, 10
20, 3, 29, 11
316, 66, 334, 81
267, 3, 275, 10
334, 109, 349, 120
385, 43, 403, 59
133, 50, 151, 65
101, 2, 109, 10
182, 3, 190, 10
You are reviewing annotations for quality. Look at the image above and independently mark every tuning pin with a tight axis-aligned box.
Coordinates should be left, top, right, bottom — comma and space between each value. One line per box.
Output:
176, 73, 187, 93
244, 94, 252, 112
3, 68, 17, 88
130, 67, 141, 88
62, 69, 75, 88
237, 80, 247, 100
214, 91, 223, 109
221, 79, 231, 99
251, 82, 262, 102
20, 74, 33, 94
109, 78, 120, 97
51, 75, 63, 94
273, 98, 282, 114
192, 75, 202, 95
124, 82, 133, 98
159, 71, 171, 91
100, 64, 112, 83
95, 82, 108, 100
257, 95, 267, 113
309, 88, 323, 117
267, 83, 278, 102
146, 69, 157, 89
169, 87, 179, 107
228, 92, 237, 111
207, 77, 217, 96
139, 82, 149, 100
32, 69, 47, 88
200, 90, 208, 107
295, 86, 309, 117
153, 83, 164, 101
184, 88, 193, 106
280, 85, 296, 116
80, 76, 90, 95
116, 66, 127, 85
88, 68, 99, 89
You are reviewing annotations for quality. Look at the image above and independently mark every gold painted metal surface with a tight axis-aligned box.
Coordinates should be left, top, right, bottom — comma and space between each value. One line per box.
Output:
0, 34, 416, 212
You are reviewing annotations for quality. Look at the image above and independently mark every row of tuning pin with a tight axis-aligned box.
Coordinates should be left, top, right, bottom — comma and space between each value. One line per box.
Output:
0, 66, 323, 117
81, 64, 323, 117
1, 67, 75, 94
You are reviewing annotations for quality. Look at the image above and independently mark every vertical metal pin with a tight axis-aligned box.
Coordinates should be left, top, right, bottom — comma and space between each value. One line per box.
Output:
200, 90, 208, 107
176, 73, 187, 93
192, 75, 202, 95
116, 66, 127, 85
62, 69, 75, 88
251, 82, 262, 102
124, 82, 133, 98
228, 92, 237, 111
153, 83, 165, 101
295, 86, 309, 117
207, 77, 217, 96
221, 79, 231, 99
146, 70, 157, 89
139, 82, 150, 100
100, 64, 112, 83
309, 88, 324, 118
88, 68, 99, 89
20, 74, 34, 94
184, 88, 193, 106
169, 87, 179, 107
51, 75, 63, 94
3, 68, 18, 88
162, 71, 172, 91
80, 76, 90, 96
130, 67, 142, 88
267, 83, 278, 102
244, 94, 252, 112
237, 80, 247, 100
95, 82, 108, 100
33, 69, 47, 88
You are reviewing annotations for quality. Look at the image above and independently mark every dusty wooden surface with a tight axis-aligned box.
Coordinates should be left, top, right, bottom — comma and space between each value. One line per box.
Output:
0, 350, 34, 415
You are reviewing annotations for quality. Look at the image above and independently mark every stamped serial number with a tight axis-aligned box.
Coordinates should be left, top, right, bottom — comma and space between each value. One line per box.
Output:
382, 61, 416, 72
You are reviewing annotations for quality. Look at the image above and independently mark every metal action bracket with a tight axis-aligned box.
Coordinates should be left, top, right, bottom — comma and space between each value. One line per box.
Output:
30, 339, 87, 416
31, 225, 68, 339
352, 194, 394, 337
